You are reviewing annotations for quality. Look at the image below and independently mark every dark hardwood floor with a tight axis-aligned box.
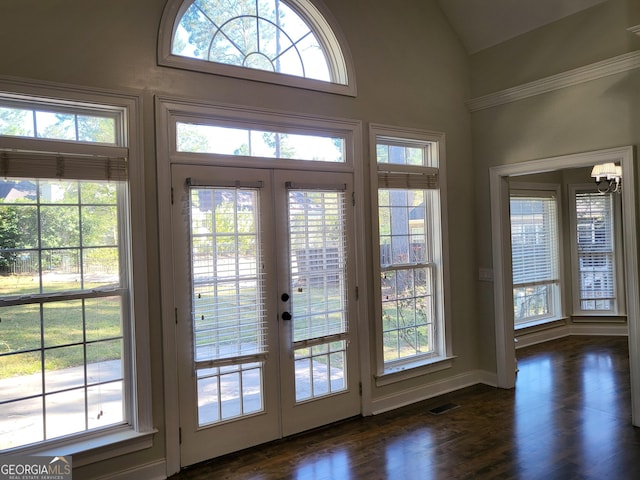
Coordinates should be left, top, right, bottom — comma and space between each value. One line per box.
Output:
171, 336, 640, 479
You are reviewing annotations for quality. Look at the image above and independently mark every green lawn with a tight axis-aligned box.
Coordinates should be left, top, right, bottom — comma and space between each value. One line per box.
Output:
0, 276, 122, 379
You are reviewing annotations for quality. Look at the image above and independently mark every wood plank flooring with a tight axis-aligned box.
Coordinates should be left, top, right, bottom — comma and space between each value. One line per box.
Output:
170, 336, 640, 479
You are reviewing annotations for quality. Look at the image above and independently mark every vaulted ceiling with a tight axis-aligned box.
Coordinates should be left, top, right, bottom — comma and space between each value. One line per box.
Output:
436, 0, 609, 53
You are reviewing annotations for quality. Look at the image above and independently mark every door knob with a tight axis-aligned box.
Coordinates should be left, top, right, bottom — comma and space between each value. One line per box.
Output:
282, 311, 292, 321
281, 293, 290, 302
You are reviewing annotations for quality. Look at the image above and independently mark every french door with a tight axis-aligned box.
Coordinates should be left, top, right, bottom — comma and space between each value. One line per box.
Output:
172, 164, 360, 467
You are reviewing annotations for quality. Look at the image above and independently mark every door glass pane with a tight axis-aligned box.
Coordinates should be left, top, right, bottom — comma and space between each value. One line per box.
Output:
288, 189, 348, 402
189, 187, 266, 425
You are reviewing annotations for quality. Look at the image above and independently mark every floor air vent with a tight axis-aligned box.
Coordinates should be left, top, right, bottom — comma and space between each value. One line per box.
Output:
429, 403, 460, 415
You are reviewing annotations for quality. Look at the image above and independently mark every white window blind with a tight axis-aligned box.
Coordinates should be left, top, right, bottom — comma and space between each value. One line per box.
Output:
510, 192, 560, 324
511, 195, 559, 286
188, 186, 268, 369
575, 192, 615, 311
1, 150, 127, 181
287, 188, 348, 344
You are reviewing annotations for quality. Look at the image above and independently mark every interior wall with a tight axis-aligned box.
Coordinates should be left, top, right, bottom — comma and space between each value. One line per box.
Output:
471, 0, 640, 372
0, 1, 475, 477
470, 0, 640, 97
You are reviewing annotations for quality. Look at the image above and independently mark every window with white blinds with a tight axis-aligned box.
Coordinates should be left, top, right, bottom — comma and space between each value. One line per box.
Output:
371, 126, 449, 374
510, 190, 561, 325
574, 191, 616, 312
0, 91, 153, 455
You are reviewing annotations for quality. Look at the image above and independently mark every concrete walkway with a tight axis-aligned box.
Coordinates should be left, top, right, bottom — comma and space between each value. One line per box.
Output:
0, 360, 123, 450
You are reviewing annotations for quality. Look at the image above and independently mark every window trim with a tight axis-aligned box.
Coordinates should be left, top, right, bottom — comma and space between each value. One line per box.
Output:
509, 184, 564, 329
0, 77, 154, 466
157, 0, 357, 96
569, 183, 625, 317
369, 124, 452, 380
161, 98, 359, 170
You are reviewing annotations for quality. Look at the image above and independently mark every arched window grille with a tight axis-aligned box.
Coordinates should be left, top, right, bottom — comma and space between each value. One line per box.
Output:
158, 0, 356, 96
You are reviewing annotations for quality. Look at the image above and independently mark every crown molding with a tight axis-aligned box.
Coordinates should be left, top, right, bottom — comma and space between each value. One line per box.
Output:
467, 50, 640, 112
628, 25, 640, 36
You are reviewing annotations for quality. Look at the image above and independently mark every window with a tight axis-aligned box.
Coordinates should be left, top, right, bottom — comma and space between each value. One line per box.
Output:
510, 188, 562, 327
370, 125, 450, 377
176, 121, 345, 161
0, 89, 151, 457
0, 100, 120, 144
571, 188, 622, 314
158, 0, 356, 95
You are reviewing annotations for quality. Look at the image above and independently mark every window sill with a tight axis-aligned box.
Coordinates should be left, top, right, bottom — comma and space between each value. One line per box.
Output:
375, 356, 456, 387
514, 316, 567, 331
7, 426, 157, 468
571, 314, 627, 323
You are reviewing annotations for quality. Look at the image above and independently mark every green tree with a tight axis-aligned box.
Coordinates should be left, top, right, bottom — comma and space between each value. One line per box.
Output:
0, 181, 38, 274
0, 206, 25, 273
40, 113, 115, 144
0, 107, 32, 136
262, 132, 296, 158
177, 0, 298, 72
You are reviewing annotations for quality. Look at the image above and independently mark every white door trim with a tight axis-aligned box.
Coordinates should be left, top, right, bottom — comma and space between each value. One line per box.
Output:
155, 96, 367, 476
489, 146, 640, 426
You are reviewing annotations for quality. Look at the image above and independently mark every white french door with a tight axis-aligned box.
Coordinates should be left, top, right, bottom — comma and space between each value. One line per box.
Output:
172, 164, 360, 467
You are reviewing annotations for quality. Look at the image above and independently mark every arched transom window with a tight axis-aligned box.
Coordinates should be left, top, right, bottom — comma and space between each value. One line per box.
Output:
159, 0, 355, 95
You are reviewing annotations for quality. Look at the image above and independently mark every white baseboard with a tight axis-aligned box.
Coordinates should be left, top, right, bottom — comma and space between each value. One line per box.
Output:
370, 369, 497, 415
570, 322, 628, 336
516, 325, 572, 348
92, 459, 167, 480
516, 323, 628, 349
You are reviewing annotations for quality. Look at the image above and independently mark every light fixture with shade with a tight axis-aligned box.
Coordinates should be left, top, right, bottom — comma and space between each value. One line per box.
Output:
591, 162, 622, 193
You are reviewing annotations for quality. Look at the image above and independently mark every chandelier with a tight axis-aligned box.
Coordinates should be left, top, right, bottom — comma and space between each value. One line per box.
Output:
591, 162, 622, 193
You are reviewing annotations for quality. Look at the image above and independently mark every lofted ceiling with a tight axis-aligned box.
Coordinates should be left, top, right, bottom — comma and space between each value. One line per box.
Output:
436, 0, 609, 53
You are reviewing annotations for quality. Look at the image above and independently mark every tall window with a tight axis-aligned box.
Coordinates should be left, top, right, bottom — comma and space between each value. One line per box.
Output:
0, 91, 151, 455
371, 126, 449, 376
572, 189, 620, 313
510, 189, 562, 326
159, 0, 355, 95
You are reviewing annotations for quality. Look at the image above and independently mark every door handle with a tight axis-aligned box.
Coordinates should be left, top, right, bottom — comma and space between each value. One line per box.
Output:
281, 311, 292, 321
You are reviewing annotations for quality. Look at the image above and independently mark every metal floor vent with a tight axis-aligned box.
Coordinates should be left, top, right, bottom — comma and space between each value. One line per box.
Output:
429, 402, 460, 415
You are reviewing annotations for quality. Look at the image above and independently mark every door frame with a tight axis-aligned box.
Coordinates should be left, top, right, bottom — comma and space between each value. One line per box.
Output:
489, 146, 640, 425
155, 96, 369, 476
